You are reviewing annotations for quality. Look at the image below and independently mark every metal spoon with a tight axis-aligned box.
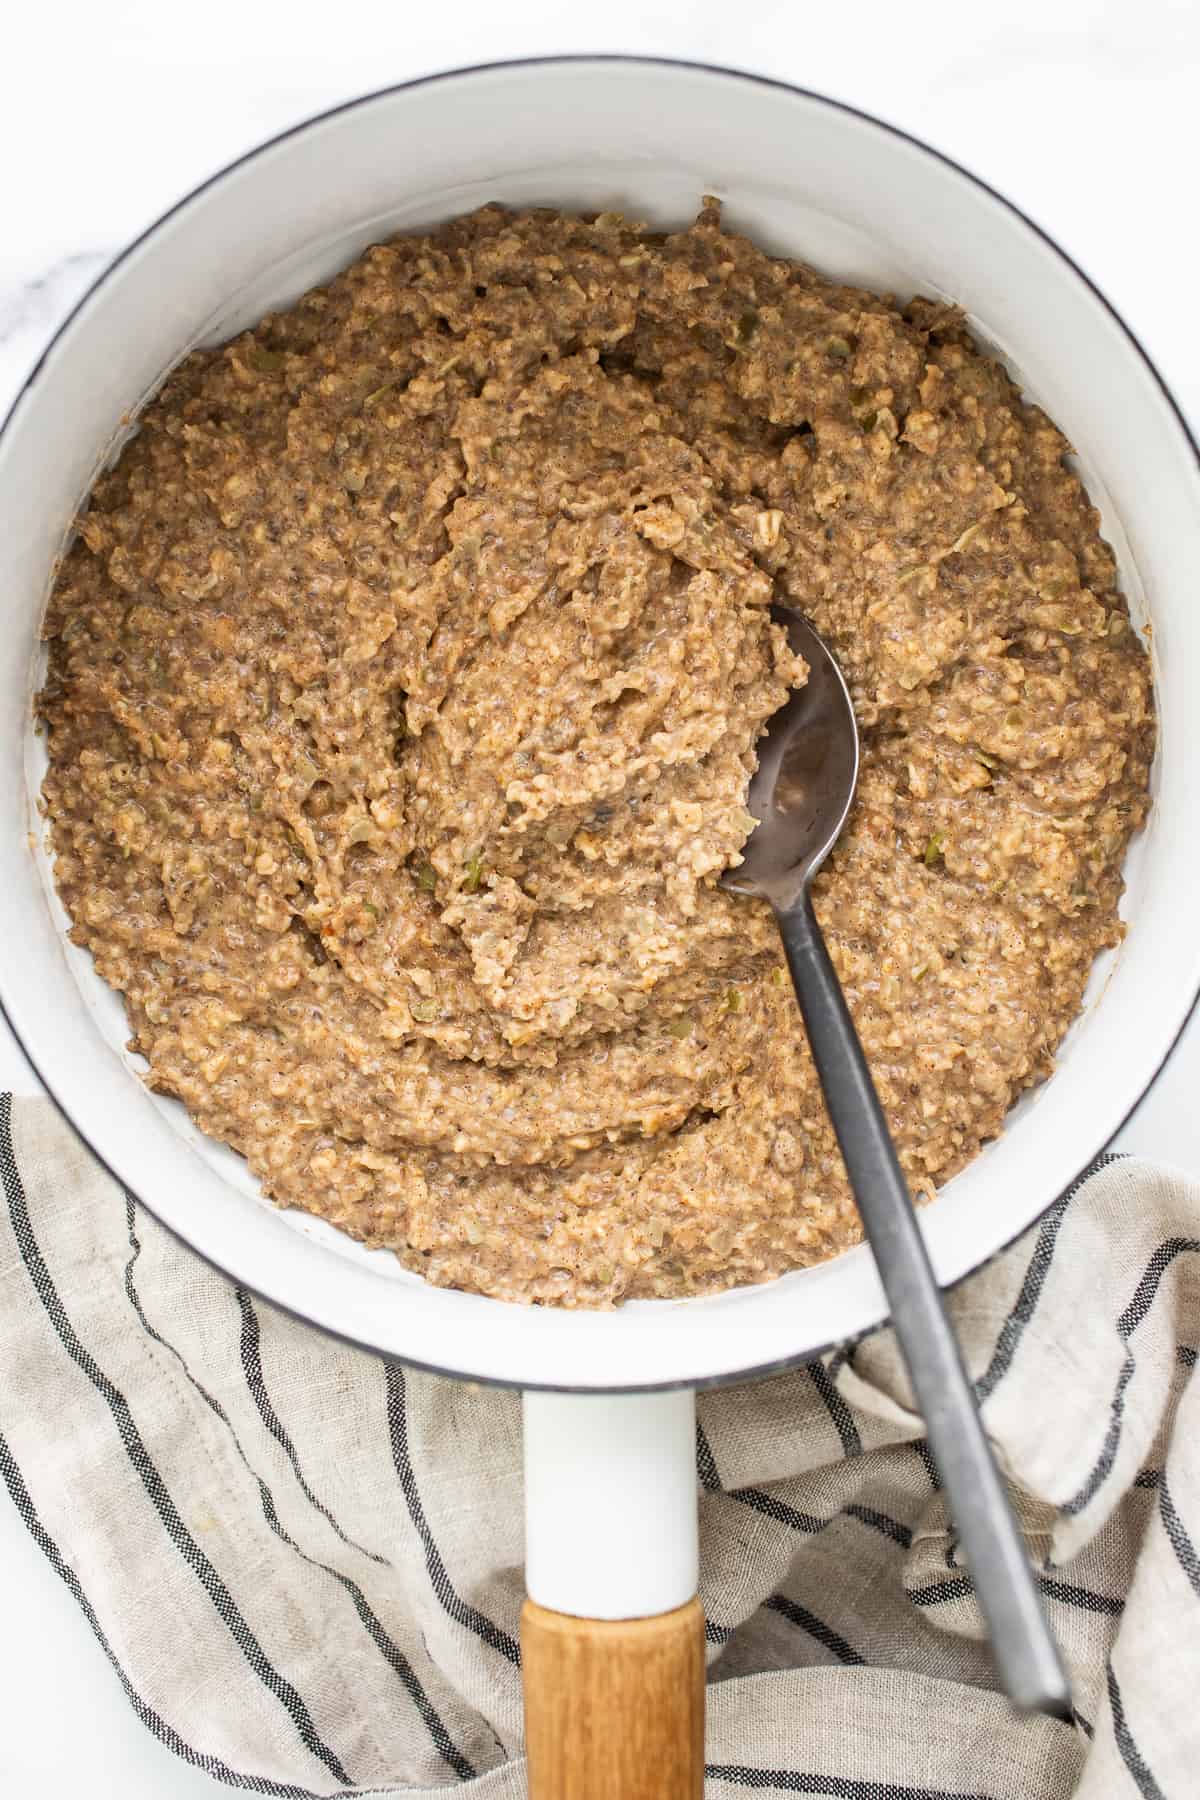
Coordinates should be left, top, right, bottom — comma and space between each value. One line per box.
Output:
724, 607, 1072, 1720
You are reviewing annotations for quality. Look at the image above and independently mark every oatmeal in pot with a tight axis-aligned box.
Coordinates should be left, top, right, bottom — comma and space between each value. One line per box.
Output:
39, 202, 1153, 1306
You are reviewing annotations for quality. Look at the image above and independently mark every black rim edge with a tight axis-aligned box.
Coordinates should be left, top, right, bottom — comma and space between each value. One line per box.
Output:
2, 51, 1197, 1395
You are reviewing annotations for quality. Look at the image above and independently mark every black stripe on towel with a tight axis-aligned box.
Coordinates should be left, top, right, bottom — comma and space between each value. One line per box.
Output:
1036, 1575, 1124, 1618
908, 1573, 1123, 1618
235, 1286, 388, 1565
763, 1594, 864, 1666
0, 1429, 324, 1799
384, 1360, 521, 1666
906, 1575, 972, 1609
732, 1486, 912, 1551
1063, 1237, 1200, 1517
844, 1504, 912, 1549
0, 1096, 353, 1788
696, 1419, 723, 1492
705, 1766, 995, 1798
706, 1594, 866, 1667
909, 1440, 943, 1492
1157, 1471, 1200, 1600
806, 1361, 862, 1459
1107, 1662, 1166, 1800
731, 1487, 828, 1536
973, 1193, 1071, 1403
121, 1201, 475, 1783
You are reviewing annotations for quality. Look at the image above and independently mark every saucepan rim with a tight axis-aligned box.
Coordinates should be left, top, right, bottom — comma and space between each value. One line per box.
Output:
3, 53, 1197, 1392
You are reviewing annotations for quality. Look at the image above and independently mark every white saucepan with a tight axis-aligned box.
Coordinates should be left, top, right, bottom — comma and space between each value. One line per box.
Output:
2, 57, 1197, 1795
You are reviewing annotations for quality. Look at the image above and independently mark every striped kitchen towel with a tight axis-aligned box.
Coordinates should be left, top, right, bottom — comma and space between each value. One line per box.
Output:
0, 1089, 1197, 1797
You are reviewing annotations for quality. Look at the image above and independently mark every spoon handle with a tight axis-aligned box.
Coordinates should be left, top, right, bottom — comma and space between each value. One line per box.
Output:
774, 885, 1072, 1720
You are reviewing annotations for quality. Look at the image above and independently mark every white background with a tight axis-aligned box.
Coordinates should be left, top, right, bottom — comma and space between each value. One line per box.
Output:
1, 3, 1198, 1791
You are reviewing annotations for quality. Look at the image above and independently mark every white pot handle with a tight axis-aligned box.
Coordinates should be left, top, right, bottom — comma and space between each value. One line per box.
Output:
523, 1388, 698, 1617
520, 1389, 704, 1797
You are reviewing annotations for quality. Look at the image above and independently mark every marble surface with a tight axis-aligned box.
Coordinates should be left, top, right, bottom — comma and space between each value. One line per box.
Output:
2, 3, 1199, 1792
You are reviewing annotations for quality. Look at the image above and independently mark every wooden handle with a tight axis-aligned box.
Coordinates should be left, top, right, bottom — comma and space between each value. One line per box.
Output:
521, 1597, 705, 1799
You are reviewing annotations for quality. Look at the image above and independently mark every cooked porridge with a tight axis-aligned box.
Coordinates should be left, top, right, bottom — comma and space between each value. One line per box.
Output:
39, 202, 1154, 1306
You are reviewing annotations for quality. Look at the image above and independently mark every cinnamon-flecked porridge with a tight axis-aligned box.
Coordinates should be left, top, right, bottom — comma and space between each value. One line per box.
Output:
39, 202, 1154, 1306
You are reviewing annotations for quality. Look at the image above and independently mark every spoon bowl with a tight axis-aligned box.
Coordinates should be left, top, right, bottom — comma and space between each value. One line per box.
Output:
723, 610, 859, 910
